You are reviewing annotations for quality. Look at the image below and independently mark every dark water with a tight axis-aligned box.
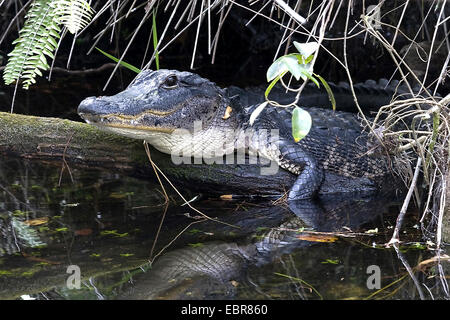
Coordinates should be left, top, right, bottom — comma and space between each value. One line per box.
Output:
0, 158, 447, 300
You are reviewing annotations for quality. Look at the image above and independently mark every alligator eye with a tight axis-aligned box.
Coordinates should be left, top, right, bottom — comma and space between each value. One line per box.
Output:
163, 75, 178, 89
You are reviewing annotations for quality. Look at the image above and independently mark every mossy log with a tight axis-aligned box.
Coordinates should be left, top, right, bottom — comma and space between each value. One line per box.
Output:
0, 112, 147, 169
0, 111, 296, 196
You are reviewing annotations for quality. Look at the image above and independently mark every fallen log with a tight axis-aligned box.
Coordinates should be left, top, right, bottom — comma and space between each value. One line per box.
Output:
0, 111, 295, 196
0, 112, 382, 197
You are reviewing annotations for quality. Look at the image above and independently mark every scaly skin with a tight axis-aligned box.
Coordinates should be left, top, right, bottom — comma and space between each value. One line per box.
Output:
77, 69, 394, 199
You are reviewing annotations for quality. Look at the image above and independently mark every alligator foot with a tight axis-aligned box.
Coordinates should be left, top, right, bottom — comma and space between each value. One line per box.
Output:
277, 139, 324, 200
287, 169, 323, 200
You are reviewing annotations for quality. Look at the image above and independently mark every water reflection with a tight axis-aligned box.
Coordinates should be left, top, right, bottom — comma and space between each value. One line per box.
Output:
0, 158, 447, 300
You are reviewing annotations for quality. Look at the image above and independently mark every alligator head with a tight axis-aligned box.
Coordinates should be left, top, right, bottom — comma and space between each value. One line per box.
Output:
78, 69, 236, 155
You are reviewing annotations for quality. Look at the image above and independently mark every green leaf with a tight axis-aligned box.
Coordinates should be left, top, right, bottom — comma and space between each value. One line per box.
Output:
303, 54, 314, 64
293, 41, 319, 58
39, 54, 47, 64
34, 68, 43, 76
314, 73, 336, 111
152, 9, 159, 70
265, 70, 287, 99
95, 47, 141, 74
267, 57, 287, 82
321, 259, 339, 264
292, 107, 312, 142
267, 54, 302, 81
3, 0, 61, 90
55, 0, 93, 34
281, 54, 303, 80
120, 253, 134, 257
48, 29, 61, 39
47, 37, 58, 47
300, 69, 319, 87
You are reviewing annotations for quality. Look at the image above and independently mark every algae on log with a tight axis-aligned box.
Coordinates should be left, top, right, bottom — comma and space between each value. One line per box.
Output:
0, 112, 296, 196
0, 111, 147, 169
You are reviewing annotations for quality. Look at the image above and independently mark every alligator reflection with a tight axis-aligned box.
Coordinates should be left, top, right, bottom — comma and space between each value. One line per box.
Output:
0, 159, 426, 300
118, 192, 399, 300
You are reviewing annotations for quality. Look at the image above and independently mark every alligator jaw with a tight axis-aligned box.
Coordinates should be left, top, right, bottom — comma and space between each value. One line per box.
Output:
78, 112, 176, 142
77, 94, 180, 140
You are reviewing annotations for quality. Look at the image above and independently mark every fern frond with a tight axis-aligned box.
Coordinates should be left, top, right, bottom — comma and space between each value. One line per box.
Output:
3, 0, 93, 90
54, 0, 93, 34
3, 0, 61, 89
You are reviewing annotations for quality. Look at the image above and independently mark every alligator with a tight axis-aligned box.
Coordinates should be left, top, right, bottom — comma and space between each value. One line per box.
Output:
117, 192, 396, 299
77, 69, 399, 200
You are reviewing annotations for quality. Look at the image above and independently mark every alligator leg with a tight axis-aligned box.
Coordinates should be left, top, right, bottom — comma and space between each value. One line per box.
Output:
277, 140, 324, 200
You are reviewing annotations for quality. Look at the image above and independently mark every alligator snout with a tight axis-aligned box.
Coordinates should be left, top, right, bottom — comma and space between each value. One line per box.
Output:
78, 96, 113, 124
77, 96, 98, 117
